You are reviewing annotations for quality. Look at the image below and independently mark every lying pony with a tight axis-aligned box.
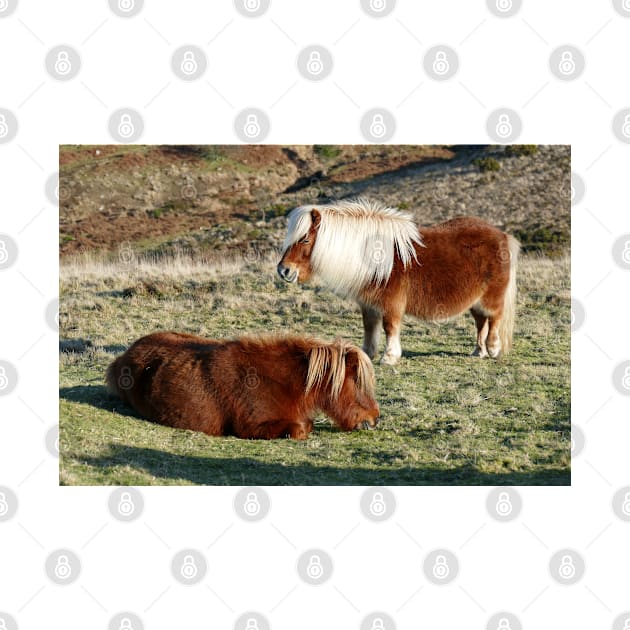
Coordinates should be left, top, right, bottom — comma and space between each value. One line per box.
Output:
106, 332, 380, 440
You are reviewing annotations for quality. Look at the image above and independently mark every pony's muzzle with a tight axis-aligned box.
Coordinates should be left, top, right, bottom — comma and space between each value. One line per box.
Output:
277, 263, 297, 283
361, 417, 381, 430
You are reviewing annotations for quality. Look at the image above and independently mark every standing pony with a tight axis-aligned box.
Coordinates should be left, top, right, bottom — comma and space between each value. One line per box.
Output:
107, 332, 379, 440
277, 198, 519, 364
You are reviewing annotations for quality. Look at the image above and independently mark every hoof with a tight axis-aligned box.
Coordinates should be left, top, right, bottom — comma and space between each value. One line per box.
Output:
471, 346, 489, 358
488, 347, 501, 358
380, 353, 400, 366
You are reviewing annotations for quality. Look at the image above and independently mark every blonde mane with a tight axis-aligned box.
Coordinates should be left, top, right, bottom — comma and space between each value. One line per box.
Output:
305, 339, 375, 401
282, 198, 423, 297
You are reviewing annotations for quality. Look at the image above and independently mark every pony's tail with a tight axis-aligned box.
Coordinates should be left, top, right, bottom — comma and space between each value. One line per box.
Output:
499, 235, 520, 354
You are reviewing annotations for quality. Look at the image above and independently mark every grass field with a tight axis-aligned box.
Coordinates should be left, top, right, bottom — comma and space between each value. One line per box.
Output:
59, 252, 570, 486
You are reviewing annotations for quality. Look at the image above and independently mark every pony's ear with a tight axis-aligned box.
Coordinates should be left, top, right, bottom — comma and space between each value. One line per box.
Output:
311, 209, 322, 230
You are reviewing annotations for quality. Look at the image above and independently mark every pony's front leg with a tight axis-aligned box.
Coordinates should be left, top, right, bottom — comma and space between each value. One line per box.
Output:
236, 418, 313, 440
360, 303, 382, 360
381, 309, 404, 365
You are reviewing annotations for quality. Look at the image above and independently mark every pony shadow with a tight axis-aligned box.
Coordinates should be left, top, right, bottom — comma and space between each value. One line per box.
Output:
401, 349, 466, 359
59, 338, 128, 355
76, 443, 569, 486
59, 385, 139, 418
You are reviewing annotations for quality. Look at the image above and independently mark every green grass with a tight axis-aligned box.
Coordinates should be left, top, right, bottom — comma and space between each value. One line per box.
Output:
59, 255, 570, 486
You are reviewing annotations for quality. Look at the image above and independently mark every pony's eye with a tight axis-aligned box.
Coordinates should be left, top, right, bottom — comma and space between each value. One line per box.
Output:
299, 237, 310, 244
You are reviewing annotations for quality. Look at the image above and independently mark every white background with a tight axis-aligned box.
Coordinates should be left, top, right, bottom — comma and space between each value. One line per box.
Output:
0, 0, 629, 628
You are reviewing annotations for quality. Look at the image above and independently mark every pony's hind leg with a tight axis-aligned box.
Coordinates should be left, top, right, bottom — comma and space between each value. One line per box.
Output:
360, 303, 382, 360
470, 308, 489, 358
486, 315, 503, 358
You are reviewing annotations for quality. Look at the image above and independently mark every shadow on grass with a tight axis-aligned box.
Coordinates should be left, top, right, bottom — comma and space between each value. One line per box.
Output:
61, 386, 570, 486
75, 443, 569, 486
60, 385, 138, 418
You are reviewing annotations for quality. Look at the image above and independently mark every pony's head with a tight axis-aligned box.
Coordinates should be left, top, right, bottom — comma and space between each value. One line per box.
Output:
305, 340, 380, 431
277, 199, 422, 297
277, 207, 322, 284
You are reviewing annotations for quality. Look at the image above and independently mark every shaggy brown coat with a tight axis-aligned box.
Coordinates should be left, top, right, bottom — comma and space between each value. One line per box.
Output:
106, 332, 380, 440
